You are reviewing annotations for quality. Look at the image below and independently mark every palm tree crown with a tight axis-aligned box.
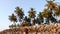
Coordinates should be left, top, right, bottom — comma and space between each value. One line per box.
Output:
28, 8, 36, 18
15, 7, 24, 21
9, 14, 17, 22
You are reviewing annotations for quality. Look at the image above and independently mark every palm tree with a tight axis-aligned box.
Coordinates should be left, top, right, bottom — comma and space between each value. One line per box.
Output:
45, 0, 59, 16
46, 0, 57, 9
43, 9, 51, 18
37, 12, 44, 24
23, 16, 31, 25
15, 7, 24, 24
9, 14, 17, 28
49, 16, 57, 23
32, 18, 36, 25
43, 9, 57, 23
45, 0, 60, 24
28, 8, 36, 25
24, 16, 31, 23
42, 9, 52, 24
24, 16, 28, 22
19, 16, 31, 26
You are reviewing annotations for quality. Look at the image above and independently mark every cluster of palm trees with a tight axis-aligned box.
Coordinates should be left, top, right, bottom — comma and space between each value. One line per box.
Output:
9, 0, 60, 28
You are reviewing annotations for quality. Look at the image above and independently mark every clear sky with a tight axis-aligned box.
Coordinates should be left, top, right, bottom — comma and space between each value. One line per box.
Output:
0, 0, 60, 31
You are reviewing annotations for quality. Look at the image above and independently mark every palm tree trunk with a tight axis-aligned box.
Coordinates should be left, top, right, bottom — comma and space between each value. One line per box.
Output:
19, 18, 22, 25
31, 18, 34, 25
20, 21, 22, 25
13, 21, 16, 28
13, 22, 16, 25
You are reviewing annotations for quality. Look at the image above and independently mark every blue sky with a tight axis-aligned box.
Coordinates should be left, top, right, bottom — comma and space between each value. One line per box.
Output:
0, 0, 60, 31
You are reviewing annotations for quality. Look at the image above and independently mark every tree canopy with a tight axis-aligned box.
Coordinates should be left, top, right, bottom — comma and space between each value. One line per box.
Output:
9, 0, 60, 28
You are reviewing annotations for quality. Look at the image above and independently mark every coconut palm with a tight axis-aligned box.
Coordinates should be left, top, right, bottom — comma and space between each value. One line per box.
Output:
24, 16, 28, 22
23, 16, 31, 26
28, 8, 36, 25
45, 0, 59, 23
9, 14, 17, 26
43, 9, 51, 18
36, 18, 39, 24
24, 16, 31, 23
43, 9, 57, 23
37, 12, 44, 24
46, 0, 57, 9
42, 9, 56, 24
45, 0, 59, 16
32, 18, 36, 25
49, 16, 57, 23
15, 7, 24, 24
42, 9, 50, 24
